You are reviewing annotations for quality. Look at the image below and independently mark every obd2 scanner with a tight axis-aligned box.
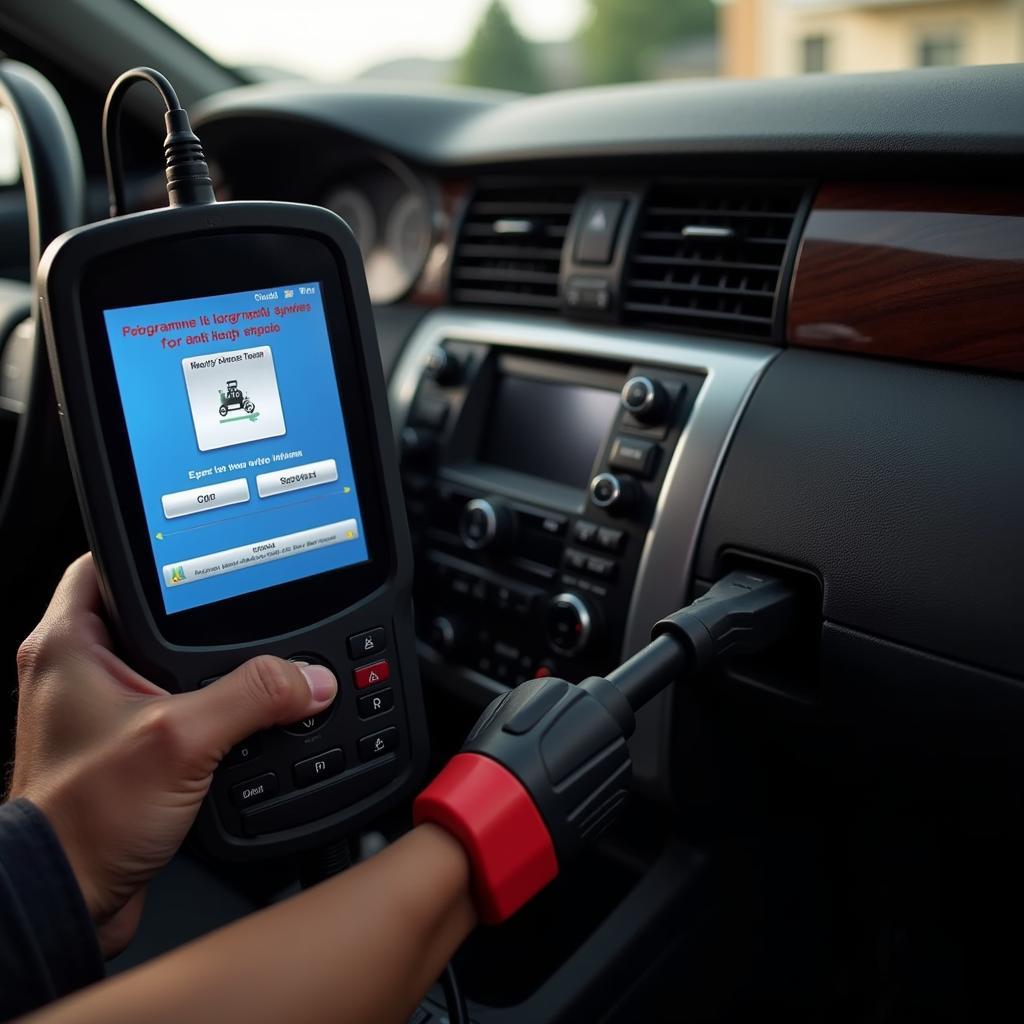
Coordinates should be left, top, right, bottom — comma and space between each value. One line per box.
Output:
37, 69, 427, 861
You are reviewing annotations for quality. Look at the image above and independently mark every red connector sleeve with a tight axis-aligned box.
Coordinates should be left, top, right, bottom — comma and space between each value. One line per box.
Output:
413, 753, 558, 924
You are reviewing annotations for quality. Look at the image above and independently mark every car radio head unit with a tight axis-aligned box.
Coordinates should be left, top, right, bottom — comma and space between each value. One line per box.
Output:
398, 337, 704, 695
39, 200, 427, 859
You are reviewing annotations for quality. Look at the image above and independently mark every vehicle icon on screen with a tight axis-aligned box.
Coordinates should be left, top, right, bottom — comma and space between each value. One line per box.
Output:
218, 380, 256, 418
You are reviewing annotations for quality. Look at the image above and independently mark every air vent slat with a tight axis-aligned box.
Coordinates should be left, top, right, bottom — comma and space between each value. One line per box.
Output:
632, 254, 781, 273
452, 288, 562, 310
646, 206, 797, 219
628, 279, 776, 299
625, 182, 805, 339
451, 182, 579, 313
622, 303, 773, 326
454, 267, 560, 286
456, 244, 564, 262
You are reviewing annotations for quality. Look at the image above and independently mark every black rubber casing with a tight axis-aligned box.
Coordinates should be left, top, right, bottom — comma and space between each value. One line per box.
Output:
36, 201, 428, 860
461, 677, 633, 865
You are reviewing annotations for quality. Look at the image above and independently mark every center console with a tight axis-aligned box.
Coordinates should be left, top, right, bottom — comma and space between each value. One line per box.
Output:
390, 311, 777, 789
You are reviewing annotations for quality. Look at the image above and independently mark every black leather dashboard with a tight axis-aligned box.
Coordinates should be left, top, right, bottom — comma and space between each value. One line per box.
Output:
696, 348, 1024, 682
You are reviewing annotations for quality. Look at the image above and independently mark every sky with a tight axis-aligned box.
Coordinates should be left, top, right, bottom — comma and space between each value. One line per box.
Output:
142, 0, 587, 81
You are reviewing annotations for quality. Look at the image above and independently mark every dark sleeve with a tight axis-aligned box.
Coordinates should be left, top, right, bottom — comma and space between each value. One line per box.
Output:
0, 799, 103, 1020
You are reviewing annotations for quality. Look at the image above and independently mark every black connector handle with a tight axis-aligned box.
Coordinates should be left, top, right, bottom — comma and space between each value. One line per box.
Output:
652, 570, 798, 676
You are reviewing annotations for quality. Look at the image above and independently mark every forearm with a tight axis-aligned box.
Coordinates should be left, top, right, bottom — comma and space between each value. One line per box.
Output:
25, 824, 476, 1024
0, 800, 103, 1021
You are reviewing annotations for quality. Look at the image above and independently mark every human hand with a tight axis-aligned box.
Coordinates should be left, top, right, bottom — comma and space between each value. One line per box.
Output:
8, 554, 337, 956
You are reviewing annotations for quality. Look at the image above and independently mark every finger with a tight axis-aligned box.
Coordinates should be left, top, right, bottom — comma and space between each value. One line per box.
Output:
37, 553, 109, 646
175, 655, 337, 757
18, 554, 112, 680
23, 553, 162, 696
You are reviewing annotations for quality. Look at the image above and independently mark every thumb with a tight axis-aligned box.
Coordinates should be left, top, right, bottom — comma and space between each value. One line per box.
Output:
178, 655, 337, 758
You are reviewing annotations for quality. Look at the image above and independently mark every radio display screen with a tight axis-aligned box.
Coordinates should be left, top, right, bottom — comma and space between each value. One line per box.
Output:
103, 281, 370, 615
482, 374, 619, 489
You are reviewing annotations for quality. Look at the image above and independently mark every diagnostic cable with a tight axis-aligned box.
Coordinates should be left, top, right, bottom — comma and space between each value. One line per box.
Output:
415, 570, 798, 923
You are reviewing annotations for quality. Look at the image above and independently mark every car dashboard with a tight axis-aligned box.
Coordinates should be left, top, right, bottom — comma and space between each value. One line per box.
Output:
172, 64, 1024, 1020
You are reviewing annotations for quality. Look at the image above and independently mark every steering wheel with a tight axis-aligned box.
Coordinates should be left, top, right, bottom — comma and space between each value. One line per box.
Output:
0, 62, 84, 688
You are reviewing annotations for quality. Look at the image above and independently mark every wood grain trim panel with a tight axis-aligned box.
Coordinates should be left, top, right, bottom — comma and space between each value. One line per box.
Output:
788, 183, 1024, 375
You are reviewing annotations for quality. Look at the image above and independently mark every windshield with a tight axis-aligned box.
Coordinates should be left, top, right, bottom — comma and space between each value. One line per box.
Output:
141, 0, 1016, 89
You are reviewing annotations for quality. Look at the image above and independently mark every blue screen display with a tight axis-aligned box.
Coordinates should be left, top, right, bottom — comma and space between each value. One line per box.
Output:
103, 281, 369, 614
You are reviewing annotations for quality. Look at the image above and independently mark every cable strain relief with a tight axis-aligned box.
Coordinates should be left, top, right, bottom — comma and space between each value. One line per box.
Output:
162, 107, 215, 207
578, 675, 636, 739
651, 611, 714, 674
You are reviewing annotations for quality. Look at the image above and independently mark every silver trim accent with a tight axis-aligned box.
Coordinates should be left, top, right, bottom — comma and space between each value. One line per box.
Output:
549, 592, 592, 656
589, 472, 622, 511
681, 225, 735, 239
389, 310, 778, 793
459, 497, 498, 550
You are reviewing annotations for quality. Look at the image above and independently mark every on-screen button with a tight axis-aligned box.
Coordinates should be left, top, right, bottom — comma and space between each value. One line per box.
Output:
161, 478, 250, 520
256, 458, 338, 498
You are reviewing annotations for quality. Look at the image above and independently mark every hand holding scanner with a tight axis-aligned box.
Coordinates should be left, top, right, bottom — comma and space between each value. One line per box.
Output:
37, 70, 427, 860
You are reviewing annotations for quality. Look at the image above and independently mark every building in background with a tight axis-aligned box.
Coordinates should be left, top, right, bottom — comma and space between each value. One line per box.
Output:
720, 0, 1024, 77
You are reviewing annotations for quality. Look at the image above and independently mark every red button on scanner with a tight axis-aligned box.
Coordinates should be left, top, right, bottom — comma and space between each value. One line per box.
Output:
354, 659, 390, 690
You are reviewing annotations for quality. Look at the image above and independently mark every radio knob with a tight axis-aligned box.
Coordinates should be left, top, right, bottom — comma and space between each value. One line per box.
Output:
425, 346, 461, 386
545, 592, 596, 657
429, 614, 464, 656
589, 472, 634, 516
621, 375, 668, 424
459, 497, 517, 551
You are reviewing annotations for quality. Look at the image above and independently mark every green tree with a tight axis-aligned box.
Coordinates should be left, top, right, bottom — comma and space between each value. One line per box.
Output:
580, 0, 716, 85
456, 0, 545, 93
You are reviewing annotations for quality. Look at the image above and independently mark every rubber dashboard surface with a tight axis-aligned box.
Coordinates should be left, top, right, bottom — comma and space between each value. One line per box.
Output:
695, 348, 1024, 681
193, 64, 1024, 165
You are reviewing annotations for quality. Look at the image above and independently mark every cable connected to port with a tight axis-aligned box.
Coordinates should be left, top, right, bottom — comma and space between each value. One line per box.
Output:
415, 568, 800, 924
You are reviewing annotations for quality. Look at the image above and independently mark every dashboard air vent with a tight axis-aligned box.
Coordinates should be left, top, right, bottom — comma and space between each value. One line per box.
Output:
451, 182, 580, 311
624, 183, 805, 338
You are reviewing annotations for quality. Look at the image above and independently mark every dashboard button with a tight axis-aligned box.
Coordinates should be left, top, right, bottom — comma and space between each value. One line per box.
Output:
540, 515, 566, 536
357, 688, 393, 719
429, 615, 463, 655
353, 659, 390, 690
425, 346, 461, 385
609, 435, 659, 479
231, 772, 278, 809
572, 520, 599, 546
281, 705, 334, 735
565, 548, 589, 572
595, 526, 625, 553
225, 735, 262, 767
359, 727, 398, 761
620, 376, 669, 424
293, 748, 344, 788
575, 198, 625, 265
348, 627, 386, 659
589, 472, 635, 515
545, 592, 595, 656
585, 555, 617, 580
